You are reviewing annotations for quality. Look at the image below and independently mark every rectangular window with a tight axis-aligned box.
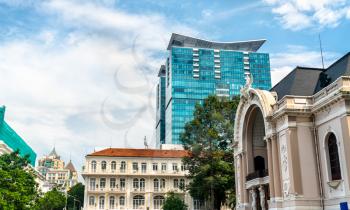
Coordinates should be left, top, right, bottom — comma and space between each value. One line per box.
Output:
161, 163, 167, 171
172, 163, 178, 171
133, 162, 138, 171
90, 178, 96, 190
153, 163, 158, 171
120, 178, 125, 190
100, 178, 106, 189
110, 178, 116, 188
141, 163, 147, 173
174, 179, 179, 188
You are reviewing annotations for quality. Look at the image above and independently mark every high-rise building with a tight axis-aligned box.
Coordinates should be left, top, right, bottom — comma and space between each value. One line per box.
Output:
0, 105, 37, 165
156, 33, 272, 145
156, 65, 166, 147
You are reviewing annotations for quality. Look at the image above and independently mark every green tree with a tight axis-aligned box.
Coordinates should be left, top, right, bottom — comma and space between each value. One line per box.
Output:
162, 192, 187, 210
0, 151, 38, 210
67, 183, 84, 210
34, 188, 66, 210
180, 95, 239, 210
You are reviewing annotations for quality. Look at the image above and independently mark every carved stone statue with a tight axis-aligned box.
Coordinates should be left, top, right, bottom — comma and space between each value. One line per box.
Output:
244, 72, 253, 89
259, 185, 266, 210
250, 189, 257, 210
240, 72, 254, 99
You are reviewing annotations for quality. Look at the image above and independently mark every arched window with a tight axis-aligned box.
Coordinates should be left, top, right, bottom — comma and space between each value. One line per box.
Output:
328, 133, 342, 180
111, 161, 116, 171
160, 178, 166, 189
133, 195, 145, 209
133, 178, 139, 189
119, 196, 125, 206
109, 196, 115, 209
101, 161, 107, 171
91, 161, 96, 172
99, 196, 105, 209
89, 196, 95, 206
254, 156, 265, 171
154, 178, 159, 191
153, 195, 165, 209
120, 161, 126, 172
140, 178, 145, 191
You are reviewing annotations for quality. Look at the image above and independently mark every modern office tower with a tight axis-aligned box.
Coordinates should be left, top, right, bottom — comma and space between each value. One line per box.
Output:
0, 105, 37, 165
156, 33, 272, 145
156, 65, 166, 147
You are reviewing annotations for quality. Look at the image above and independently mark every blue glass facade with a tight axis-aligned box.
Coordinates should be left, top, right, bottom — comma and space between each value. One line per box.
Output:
0, 106, 37, 165
156, 35, 272, 146
156, 66, 166, 147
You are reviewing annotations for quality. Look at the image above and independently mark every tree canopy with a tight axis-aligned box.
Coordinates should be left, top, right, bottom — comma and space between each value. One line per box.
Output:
34, 188, 66, 210
162, 192, 187, 210
0, 151, 38, 210
67, 183, 84, 210
180, 95, 239, 210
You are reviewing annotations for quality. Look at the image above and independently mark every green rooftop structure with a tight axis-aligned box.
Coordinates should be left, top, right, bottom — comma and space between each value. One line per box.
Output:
0, 106, 36, 166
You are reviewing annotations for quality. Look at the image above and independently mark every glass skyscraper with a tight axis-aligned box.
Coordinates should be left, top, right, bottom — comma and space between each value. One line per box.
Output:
156, 33, 272, 146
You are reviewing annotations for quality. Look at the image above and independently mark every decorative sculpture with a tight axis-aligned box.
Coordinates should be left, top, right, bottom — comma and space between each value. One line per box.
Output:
250, 189, 257, 210
240, 72, 253, 99
259, 185, 266, 210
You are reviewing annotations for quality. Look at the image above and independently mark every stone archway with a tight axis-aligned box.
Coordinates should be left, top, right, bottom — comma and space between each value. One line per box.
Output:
233, 88, 276, 210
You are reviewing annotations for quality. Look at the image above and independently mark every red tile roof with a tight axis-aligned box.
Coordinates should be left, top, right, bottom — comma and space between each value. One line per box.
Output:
87, 148, 190, 158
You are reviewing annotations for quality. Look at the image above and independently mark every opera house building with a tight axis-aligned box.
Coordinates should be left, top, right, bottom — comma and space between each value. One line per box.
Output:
234, 52, 350, 210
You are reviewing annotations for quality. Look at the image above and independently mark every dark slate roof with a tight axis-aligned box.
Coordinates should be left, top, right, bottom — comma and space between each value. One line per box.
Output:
314, 52, 350, 93
271, 52, 350, 99
271, 67, 323, 99
167, 33, 266, 52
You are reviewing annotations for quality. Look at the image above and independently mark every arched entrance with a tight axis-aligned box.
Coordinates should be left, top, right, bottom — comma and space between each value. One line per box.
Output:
245, 107, 268, 179
234, 86, 276, 210
244, 106, 269, 210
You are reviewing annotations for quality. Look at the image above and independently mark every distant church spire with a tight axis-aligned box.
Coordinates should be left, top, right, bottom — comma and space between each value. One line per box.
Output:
48, 146, 60, 159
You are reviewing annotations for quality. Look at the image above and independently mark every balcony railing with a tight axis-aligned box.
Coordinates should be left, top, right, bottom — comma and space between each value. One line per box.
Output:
246, 169, 268, 181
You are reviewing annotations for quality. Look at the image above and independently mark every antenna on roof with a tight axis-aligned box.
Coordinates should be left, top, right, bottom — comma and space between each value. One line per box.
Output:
144, 136, 149, 149
319, 34, 325, 69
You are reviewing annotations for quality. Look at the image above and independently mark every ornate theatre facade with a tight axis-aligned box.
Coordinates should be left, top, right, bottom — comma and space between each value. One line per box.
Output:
234, 53, 350, 210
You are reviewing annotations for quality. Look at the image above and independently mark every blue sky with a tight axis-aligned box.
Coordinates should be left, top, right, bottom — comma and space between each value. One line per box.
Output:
0, 0, 349, 172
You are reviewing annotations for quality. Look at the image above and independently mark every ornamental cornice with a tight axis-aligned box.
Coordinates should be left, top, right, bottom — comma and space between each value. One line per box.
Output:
312, 91, 350, 114
271, 108, 312, 121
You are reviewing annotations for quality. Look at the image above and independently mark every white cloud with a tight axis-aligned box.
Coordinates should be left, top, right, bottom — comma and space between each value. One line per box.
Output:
263, 0, 350, 30
270, 45, 340, 85
0, 0, 199, 172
